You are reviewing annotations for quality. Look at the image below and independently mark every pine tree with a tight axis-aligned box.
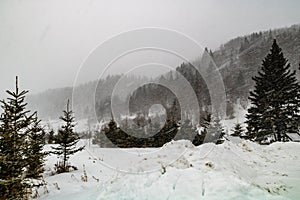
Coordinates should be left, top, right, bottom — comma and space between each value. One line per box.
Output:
51, 100, 84, 173
246, 39, 300, 142
231, 123, 244, 137
0, 77, 38, 199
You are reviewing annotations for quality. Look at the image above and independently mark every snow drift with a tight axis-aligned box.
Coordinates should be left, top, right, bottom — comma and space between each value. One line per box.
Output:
38, 139, 300, 200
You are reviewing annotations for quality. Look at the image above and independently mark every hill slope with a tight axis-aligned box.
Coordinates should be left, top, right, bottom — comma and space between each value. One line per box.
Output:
28, 24, 300, 120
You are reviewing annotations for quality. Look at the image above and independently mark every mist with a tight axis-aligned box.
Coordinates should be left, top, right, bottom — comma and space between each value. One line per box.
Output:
0, 0, 300, 99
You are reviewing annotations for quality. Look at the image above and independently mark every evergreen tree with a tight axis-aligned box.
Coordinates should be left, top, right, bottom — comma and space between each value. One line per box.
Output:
204, 116, 225, 144
51, 100, 84, 173
103, 117, 127, 147
92, 129, 101, 145
246, 39, 300, 142
0, 77, 40, 199
231, 123, 244, 137
47, 129, 56, 144
193, 114, 211, 146
104, 117, 118, 136
239, 37, 250, 52
26, 113, 46, 181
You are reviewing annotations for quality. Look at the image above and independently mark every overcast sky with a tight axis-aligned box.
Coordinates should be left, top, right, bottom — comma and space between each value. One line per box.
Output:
0, 0, 300, 98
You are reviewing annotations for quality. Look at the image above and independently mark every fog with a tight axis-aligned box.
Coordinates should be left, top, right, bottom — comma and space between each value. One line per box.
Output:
0, 0, 300, 99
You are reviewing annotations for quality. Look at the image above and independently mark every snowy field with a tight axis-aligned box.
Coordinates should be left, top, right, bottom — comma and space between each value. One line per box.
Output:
37, 139, 300, 200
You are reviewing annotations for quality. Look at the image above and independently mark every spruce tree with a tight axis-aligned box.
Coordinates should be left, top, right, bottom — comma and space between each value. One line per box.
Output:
0, 77, 39, 199
231, 123, 244, 137
51, 100, 84, 173
246, 39, 300, 142
104, 117, 129, 147
102, 118, 120, 147
104, 117, 118, 138
26, 112, 46, 181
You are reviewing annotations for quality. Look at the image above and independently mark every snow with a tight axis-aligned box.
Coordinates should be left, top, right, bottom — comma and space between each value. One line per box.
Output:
37, 139, 300, 200
286, 133, 300, 142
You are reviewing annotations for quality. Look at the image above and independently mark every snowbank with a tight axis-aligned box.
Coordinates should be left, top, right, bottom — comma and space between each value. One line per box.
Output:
38, 139, 300, 200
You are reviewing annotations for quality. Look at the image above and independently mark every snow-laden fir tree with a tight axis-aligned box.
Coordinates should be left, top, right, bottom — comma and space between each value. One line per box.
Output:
51, 100, 84, 173
0, 77, 45, 199
246, 39, 300, 142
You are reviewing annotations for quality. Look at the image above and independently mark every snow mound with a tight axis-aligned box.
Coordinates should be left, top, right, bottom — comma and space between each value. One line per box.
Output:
38, 140, 300, 200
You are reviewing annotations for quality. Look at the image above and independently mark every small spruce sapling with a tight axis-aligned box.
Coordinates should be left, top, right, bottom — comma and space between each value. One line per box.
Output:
51, 100, 84, 173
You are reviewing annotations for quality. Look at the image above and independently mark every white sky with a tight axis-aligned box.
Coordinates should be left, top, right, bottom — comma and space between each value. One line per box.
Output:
0, 0, 300, 98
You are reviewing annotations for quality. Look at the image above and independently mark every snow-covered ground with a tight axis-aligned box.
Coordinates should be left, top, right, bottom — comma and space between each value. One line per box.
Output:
38, 139, 300, 200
